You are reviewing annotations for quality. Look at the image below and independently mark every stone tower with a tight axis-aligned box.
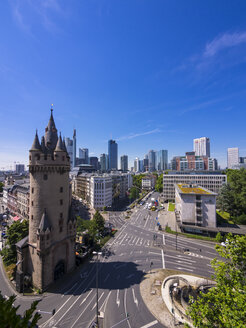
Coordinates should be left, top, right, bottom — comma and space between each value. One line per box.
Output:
27, 109, 76, 291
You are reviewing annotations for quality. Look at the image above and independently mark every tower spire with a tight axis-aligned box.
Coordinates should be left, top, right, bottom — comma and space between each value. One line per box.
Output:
30, 130, 41, 151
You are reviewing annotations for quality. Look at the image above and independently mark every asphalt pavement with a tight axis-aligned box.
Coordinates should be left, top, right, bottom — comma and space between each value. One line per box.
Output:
0, 196, 220, 328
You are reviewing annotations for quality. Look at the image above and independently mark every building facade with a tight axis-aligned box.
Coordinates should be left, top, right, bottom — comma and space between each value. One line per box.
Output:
120, 155, 128, 172
163, 172, 227, 201
175, 183, 216, 227
108, 139, 118, 170
171, 152, 218, 171
227, 147, 239, 169
157, 150, 168, 171
16, 110, 76, 292
148, 150, 156, 171
79, 148, 89, 164
90, 176, 112, 210
193, 137, 210, 157
15, 164, 25, 174
100, 154, 107, 172
65, 137, 73, 167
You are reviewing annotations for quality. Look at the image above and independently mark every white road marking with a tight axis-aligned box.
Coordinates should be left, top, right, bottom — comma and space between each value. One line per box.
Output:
132, 288, 138, 307
80, 289, 93, 305
149, 251, 161, 256
104, 273, 110, 282
162, 249, 165, 269
163, 234, 165, 245
91, 292, 104, 310
140, 320, 158, 328
70, 294, 96, 328
116, 289, 120, 307
124, 289, 131, 328
176, 267, 194, 272
62, 282, 77, 297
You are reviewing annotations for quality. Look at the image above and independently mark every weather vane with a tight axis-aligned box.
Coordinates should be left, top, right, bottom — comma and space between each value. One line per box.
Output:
51, 103, 54, 112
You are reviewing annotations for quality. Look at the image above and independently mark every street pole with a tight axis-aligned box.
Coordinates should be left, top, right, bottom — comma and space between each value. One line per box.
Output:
93, 251, 102, 327
175, 215, 178, 251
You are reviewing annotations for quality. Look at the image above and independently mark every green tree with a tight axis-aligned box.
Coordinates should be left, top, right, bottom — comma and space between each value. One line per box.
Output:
129, 187, 139, 200
1, 220, 29, 265
216, 183, 235, 215
187, 234, 246, 327
89, 211, 105, 240
0, 182, 4, 193
0, 291, 41, 327
132, 174, 145, 189
155, 174, 163, 192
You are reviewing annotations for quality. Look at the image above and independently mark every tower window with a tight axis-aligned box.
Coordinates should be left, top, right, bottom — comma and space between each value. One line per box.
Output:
59, 226, 63, 233
60, 187, 63, 193
31, 201, 34, 206
60, 213, 63, 218
29, 155, 31, 160
32, 188, 34, 194
60, 199, 63, 205
31, 215, 33, 220
43, 174, 48, 180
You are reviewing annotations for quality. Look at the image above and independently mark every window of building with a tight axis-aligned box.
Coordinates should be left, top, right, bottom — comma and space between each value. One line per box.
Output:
31, 201, 33, 206
60, 199, 63, 205
32, 187, 34, 194
60, 187, 63, 193
60, 213, 63, 218
43, 174, 48, 180
31, 215, 33, 220
60, 226, 63, 233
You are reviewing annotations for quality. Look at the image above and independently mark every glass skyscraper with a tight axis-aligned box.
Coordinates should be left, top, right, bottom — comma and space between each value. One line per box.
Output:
108, 139, 118, 170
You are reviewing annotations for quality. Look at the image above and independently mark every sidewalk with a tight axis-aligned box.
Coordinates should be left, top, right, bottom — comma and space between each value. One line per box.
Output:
158, 208, 181, 232
140, 268, 184, 328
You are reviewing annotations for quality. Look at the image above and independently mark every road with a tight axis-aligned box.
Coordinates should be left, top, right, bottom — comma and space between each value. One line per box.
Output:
0, 192, 219, 328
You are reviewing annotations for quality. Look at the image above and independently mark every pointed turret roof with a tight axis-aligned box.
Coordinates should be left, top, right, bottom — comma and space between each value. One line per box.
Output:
44, 108, 58, 151
38, 209, 51, 232
62, 137, 67, 152
30, 130, 41, 151
55, 133, 64, 152
41, 136, 47, 153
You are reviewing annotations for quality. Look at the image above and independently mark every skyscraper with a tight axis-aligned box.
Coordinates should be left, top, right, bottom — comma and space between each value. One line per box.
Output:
148, 150, 156, 171
65, 137, 73, 167
193, 137, 210, 157
134, 157, 140, 172
79, 148, 89, 164
120, 155, 128, 172
73, 129, 76, 168
227, 148, 239, 168
108, 139, 118, 170
157, 150, 168, 170
100, 154, 107, 172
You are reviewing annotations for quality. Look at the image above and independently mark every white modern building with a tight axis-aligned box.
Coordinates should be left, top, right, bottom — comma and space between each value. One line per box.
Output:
227, 147, 239, 169
134, 157, 140, 172
163, 172, 226, 201
175, 184, 217, 227
193, 137, 210, 157
90, 176, 112, 210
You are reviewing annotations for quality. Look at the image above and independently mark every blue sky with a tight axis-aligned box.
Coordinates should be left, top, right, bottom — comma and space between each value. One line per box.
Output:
1, 0, 246, 169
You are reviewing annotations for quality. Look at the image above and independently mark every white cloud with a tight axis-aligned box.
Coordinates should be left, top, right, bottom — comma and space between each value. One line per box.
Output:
204, 31, 246, 57
116, 128, 161, 141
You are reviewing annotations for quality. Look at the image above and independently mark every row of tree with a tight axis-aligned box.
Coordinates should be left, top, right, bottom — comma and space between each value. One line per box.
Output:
217, 168, 246, 224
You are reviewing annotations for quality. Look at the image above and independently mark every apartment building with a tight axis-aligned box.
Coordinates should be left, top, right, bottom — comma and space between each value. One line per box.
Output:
142, 175, 156, 190
163, 171, 226, 201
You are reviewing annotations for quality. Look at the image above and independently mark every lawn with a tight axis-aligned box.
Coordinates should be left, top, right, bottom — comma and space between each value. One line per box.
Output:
216, 210, 234, 225
168, 202, 175, 211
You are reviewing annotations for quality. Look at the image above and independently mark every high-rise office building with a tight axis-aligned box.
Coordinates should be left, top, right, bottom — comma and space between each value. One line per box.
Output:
79, 148, 89, 164
148, 150, 156, 171
120, 155, 128, 172
134, 157, 140, 172
89, 156, 99, 170
227, 148, 239, 169
108, 139, 118, 170
100, 154, 107, 172
65, 137, 73, 167
157, 150, 168, 170
14, 164, 25, 174
73, 129, 76, 168
194, 137, 210, 157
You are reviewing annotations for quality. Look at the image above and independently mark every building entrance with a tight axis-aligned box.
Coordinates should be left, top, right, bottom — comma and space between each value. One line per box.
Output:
54, 260, 65, 281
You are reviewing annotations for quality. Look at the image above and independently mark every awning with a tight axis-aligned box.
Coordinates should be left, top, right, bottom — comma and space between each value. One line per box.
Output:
13, 216, 20, 221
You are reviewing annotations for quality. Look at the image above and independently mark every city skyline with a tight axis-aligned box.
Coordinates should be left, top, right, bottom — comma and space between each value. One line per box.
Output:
1, 1, 246, 169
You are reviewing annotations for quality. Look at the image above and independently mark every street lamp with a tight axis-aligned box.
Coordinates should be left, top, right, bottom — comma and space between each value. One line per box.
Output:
93, 251, 102, 327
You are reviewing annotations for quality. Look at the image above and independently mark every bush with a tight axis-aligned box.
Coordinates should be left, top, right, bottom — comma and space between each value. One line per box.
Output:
216, 232, 223, 243
234, 213, 246, 225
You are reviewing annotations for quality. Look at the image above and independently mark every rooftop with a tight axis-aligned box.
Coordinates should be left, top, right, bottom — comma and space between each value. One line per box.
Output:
176, 183, 215, 195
